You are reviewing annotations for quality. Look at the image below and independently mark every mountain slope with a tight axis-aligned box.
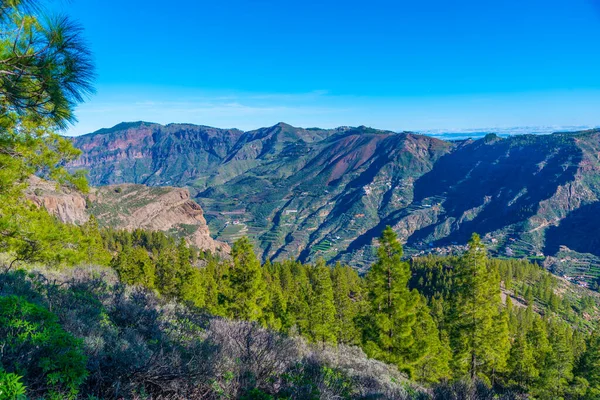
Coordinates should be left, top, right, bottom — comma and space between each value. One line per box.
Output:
70, 123, 600, 278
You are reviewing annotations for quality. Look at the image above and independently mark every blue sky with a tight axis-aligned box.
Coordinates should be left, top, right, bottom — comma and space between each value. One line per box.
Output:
49, 0, 600, 135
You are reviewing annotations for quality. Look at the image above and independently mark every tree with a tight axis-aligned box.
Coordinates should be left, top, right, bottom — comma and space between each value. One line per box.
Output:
365, 226, 418, 371
332, 262, 362, 345
110, 246, 155, 289
448, 233, 506, 382
0, 0, 95, 269
227, 237, 267, 322
507, 331, 538, 390
308, 259, 336, 344
260, 260, 288, 331
78, 215, 111, 266
534, 321, 576, 399
409, 295, 451, 383
0, 0, 95, 127
579, 333, 600, 399
284, 260, 312, 335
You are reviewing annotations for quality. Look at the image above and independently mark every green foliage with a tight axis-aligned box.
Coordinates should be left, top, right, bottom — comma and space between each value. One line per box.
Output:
0, 0, 95, 128
111, 246, 155, 288
227, 237, 267, 321
307, 259, 336, 344
331, 262, 362, 345
447, 234, 507, 381
0, 369, 26, 400
364, 227, 419, 372
0, 296, 87, 399
0, 0, 102, 271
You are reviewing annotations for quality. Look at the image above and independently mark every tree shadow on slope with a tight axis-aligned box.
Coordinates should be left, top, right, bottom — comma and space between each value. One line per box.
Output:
408, 135, 582, 246
544, 201, 600, 257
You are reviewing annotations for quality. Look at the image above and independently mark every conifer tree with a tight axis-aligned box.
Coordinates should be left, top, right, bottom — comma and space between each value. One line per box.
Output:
285, 260, 312, 335
202, 260, 226, 316
227, 237, 267, 322
308, 259, 337, 344
176, 241, 205, 308
111, 246, 155, 288
448, 233, 504, 382
579, 333, 600, 399
261, 261, 287, 330
332, 262, 362, 345
508, 331, 538, 390
486, 307, 510, 385
155, 248, 179, 297
79, 216, 111, 266
365, 226, 418, 370
534, 321, 576, 399
409, 295, 451, 383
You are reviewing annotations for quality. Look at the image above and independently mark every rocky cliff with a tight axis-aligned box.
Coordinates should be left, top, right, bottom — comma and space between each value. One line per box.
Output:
26, 177, 229, 254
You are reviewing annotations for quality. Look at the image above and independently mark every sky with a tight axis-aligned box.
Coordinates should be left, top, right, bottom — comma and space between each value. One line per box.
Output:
48, 0, 600, 135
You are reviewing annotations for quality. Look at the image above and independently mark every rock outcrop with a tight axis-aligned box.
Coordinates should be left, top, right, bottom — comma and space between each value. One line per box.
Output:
26, 177, 229, 254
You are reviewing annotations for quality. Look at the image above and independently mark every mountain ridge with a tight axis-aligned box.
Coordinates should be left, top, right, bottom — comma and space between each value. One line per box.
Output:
68, 121, 600, 283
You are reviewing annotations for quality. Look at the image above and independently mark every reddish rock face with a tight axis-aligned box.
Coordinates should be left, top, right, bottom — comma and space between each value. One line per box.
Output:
69, 122, 244, 187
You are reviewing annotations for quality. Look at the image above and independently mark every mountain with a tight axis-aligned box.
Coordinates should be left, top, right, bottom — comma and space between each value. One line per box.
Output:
69, 122, 600, 279
26, 176, 229, 253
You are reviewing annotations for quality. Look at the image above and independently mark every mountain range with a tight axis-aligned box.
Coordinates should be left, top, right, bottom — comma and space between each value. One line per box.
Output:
68, 121, 600, 279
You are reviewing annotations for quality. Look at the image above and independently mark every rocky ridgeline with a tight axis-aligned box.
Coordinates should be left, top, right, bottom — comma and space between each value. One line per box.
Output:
68, 122, 600, 280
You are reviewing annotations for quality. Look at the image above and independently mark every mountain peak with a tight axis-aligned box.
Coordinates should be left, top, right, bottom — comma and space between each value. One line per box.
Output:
84, 121, 159, 137
273, 122, 296, 129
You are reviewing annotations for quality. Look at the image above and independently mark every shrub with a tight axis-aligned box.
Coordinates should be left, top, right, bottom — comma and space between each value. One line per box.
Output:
0, 369, 26, 400
0, 296, 88, 399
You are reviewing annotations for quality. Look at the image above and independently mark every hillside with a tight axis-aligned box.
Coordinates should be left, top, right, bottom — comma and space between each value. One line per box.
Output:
70, 123, 600, 281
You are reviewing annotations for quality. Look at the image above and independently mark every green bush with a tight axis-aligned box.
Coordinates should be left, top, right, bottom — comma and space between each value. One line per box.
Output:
0, 369, 26, 400
0, 296, 88, 399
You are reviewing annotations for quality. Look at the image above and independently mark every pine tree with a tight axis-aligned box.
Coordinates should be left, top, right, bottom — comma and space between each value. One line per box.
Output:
534, 321, 575, 399
202, 260, 226, 316
332, 262, 361, 345
409, 295, 451, 383
365, 226, 418, 370
155, 248, 179, 297
579, 333, 600, 399
448, 233, 504, 382
227, 237, 267, 322
508, 331, 539, 390
527, 316, 551, 371
486, 306, 511, 385
262, 262, 287, 331
308, 259, 337, 344
176, 240, 206, 308
79, 216, 111, 266
111, 246, 155, 288
285, 261, 312, 335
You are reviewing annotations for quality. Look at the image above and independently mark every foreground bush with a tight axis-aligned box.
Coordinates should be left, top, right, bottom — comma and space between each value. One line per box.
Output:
0, 295, 87, 399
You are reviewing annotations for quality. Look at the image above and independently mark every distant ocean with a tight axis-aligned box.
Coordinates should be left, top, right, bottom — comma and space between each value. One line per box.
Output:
417, 126, 598, 141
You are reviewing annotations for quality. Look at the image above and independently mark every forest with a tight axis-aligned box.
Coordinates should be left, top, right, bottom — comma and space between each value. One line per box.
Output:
2, 0, 600, 399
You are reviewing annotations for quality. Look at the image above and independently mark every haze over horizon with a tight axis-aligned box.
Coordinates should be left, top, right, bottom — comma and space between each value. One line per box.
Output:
50, 0, 600, 136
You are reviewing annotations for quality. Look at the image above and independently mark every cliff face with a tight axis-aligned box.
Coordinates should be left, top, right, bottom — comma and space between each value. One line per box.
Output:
88, 184, 229, 253
71, 121, 244, 187
26, 176, 89, 224
26, 177, 229, 254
